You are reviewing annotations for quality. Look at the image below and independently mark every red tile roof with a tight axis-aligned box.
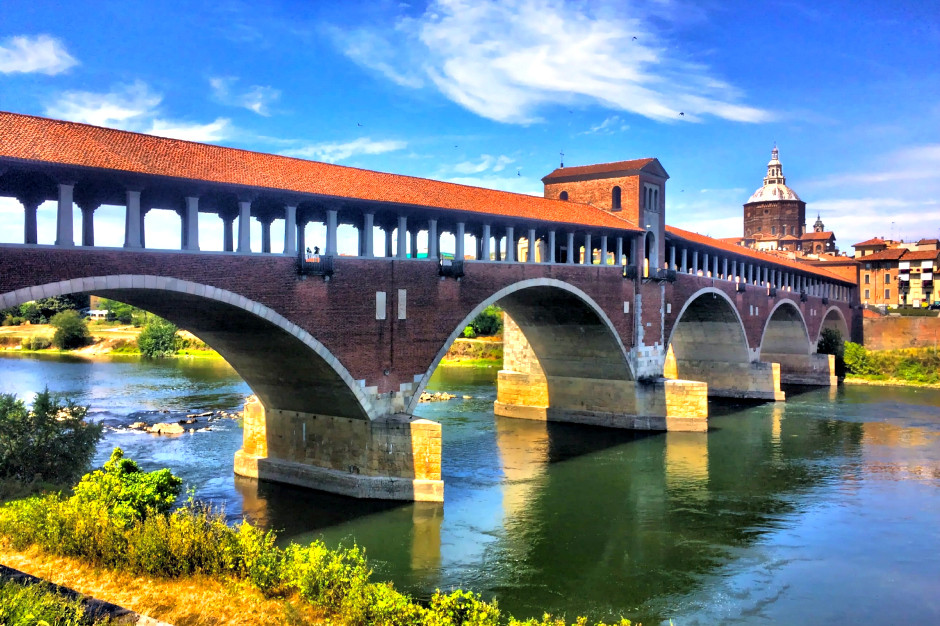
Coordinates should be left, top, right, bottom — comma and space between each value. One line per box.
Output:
666, 226, 853, 283
0, 111, 641, 232
542, 158, 661, 182
917, 238, 939, 245
853, 237, 887, 247
717, 236, 744, 244
860, 248, 907, 261
801, 231, 835, 241
901, 250, 940, 261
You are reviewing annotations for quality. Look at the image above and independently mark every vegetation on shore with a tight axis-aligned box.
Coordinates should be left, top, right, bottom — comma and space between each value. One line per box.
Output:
0, 385, 632, 626
0, 578, 98, 625
843, 344, 940, 385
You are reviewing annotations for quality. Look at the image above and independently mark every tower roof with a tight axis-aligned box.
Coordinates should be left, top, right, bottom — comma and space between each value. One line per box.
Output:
746, 146, 801, 203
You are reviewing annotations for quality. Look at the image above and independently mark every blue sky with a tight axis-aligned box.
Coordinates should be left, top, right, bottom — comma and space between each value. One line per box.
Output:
1, 0, 938, 253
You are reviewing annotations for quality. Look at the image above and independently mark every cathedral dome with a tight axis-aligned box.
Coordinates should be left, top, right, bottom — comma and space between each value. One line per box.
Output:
745, 146, 802, 203
747, 183, 801, 203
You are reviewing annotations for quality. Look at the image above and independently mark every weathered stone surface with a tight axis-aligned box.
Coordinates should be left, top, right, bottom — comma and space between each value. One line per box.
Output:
148, 422, 184, 435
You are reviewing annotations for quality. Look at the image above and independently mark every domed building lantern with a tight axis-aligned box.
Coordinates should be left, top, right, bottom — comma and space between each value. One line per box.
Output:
743, 146, 806, 252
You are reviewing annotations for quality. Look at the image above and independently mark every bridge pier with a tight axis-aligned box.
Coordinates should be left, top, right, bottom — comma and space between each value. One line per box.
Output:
663, 356, 786, 401
494, 316, 708, 432
235, 397, 444, 502
762, 352, 837, 386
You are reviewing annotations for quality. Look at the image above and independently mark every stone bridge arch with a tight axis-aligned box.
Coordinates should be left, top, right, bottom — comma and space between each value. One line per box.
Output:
665, 287, 783, 400
0, 275, 374, 420
408, 278, 635, 419
760, 299, 812, 359
818, 306, 850, 344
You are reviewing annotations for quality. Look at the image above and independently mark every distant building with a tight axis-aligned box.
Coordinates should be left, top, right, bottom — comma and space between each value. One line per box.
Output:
853, 237, 939, 307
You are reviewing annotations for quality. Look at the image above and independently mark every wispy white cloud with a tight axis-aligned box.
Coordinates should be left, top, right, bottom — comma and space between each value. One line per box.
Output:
44, 81, 232, 142
280, 137, 407, 162
0, 34, 77, 75
330, 0, 770, 124
580, 115, 629, 135
452, 154, 515, 174
210, 76, 281, 116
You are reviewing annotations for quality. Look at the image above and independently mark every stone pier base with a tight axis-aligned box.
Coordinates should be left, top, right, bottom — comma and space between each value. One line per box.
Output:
762, 352, 837, 386
494, 371, 708, 432
671, 359, 786, 401
234, 397, 443, 502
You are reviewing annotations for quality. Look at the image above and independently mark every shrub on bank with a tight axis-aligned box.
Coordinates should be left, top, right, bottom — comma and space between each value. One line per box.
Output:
844, 343, 940, 383
0, 390, 102, 486
137, 318, 180, 357
0, 579, 96, 625
50, 310, 91, 350
0, 448, 634, 626
20, 335, 51, 350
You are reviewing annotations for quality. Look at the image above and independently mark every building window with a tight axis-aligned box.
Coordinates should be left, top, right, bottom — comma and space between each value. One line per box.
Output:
612, 186, 622, 210
864, 274, 870, 284
885, 289, 891, 299
885, 274, 891, 284
559, 191, 568, 201
771, 226, 776, 235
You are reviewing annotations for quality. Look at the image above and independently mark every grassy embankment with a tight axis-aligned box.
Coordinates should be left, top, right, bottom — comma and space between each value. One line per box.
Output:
0, 322, 220, 358
843, 345, 940, 388
440, 337, 503, 368
0, 458, 629, 626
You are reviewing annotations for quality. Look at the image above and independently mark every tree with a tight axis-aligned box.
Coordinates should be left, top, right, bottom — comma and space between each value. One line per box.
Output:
469, 305, 503, 337
98, 298, 139, 325
18, 301, 41, 324
817, 327, 845, 376
137, 317, 180, 357
49, 310, 91, 349
35, 295, 89, 321
0, 389, 102, 484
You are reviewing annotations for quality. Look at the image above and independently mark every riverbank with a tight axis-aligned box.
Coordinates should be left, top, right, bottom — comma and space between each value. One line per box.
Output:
0, 322, 220, 358
843, 376, 940, 389
440, 337, 502, 366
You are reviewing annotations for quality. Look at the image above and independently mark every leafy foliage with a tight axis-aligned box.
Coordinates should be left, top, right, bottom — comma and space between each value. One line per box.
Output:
71, 448, 182, 526
136, 317, 179, 357
50, 310, 91, 350
817, 328, 845, 376
21, 336, 51, 351
98, 299, 141, 325
0, 579, 93, 625
843, 342, 873, 375
0, 390, 102, 485
469, 305, 503, 337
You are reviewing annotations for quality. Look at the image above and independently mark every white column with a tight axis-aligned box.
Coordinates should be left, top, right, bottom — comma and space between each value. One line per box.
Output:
583, 234, 592, 264
481, 224, 491, 261
124, 190, 142, 248
55, 183, 74, 246
722, 258, 729, 280
185, 196, 200, 251
237, 200, 251, 253
505, 226, 515, 262
361, 212, 374, 257
284, 205, 297, 255
681, 248, 688, 273
693, 250, 700, 274
428, 219, 438, 259
601, 235, 609, 265
616, 237, 624, 265
567, 232, 575, 264
397, 216, 408, 259
326, 209, 338, 256
527, 228, 536, 262
548, 230, 556, 263
455, 222, 466, 260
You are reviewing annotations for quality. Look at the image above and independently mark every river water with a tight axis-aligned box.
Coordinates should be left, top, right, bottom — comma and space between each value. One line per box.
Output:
1, 353, 938, 625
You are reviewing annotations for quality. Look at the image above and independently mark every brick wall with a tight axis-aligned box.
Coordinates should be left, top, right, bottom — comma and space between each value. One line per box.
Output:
863, 316, 940, 350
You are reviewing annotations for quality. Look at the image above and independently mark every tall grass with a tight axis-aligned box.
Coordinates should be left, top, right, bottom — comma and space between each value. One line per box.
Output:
0, 578, 100, 625
845, 344, 940, 384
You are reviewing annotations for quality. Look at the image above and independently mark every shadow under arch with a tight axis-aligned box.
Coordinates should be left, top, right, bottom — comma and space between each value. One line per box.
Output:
818, 306, 850, 344
759, 298, 812, 359
406, 278, 634, 414
665, 287, 751, 378
1, 275, 373, 420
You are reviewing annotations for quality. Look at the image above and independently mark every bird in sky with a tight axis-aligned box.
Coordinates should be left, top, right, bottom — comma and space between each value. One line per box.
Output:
357, 122, 363, 127
679, 112, 684, 116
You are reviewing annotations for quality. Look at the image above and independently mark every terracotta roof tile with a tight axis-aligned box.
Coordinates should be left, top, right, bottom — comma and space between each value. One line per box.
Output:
666, 226, 853, 283
542, 158, 661, 182
0, 111, 641, 232
917, 238, 939, 245
853, 237, 887, 247
901, 250, 940, 261
801, 231, 835, 241
860, 248, 907, 261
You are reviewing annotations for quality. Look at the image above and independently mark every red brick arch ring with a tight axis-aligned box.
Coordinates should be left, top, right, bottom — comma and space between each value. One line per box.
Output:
665, 287, 752, 372
405, 278, 636, 415
759, 299, 813, 359
0, 275, 375, 421
817, 305, 850, 345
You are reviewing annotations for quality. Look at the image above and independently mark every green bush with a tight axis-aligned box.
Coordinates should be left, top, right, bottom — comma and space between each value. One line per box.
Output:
18, 302, 42, 324
137, 318, 179, 357
50, 310, 91, 350
2, 315, 25, 326
469, 305, 503, 337
0, 390, 102, 485
843, 342, 873, 376
816, 328, 845, 376
98, 299, 139, 325
21, 336, 52, 350
0, 579, 94, 625
462, 325, 476, 338
71, 448, 182, 526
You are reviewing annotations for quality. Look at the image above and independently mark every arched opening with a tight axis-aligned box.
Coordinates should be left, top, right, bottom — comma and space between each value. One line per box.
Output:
408, 279, 634, 416
612, 186, 622, 211
818, 306, 849, 345
760, 301, 811, 361
0, 277, 372, 421
559, 191, 568, 201
664, 289, 752, 396
644, 231, 656, 277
